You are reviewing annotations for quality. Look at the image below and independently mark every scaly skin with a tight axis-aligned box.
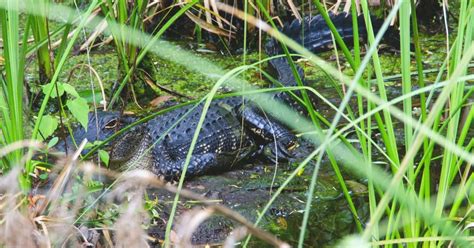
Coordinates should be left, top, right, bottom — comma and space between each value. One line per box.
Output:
110, 98, 254, 179
109, 97, 297, 180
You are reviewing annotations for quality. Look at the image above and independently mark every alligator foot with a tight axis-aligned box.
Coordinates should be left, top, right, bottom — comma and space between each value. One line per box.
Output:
154, 153, 223, 181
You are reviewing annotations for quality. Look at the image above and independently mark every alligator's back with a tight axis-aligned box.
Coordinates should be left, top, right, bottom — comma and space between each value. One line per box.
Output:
148, 97, 250, 157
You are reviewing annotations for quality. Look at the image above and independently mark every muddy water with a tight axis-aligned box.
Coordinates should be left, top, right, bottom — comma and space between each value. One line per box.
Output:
144, 161, 369, 246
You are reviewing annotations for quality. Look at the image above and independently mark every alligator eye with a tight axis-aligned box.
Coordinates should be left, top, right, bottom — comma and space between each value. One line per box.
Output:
287, 140, 298, 151
105, 119, 119, 129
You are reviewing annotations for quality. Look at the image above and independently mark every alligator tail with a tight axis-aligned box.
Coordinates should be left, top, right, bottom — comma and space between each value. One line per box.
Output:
266, 12, 397, 56
284, 13, 381, 53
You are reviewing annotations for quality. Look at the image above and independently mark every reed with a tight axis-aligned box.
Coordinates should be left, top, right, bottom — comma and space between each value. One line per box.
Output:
0, 0, 25, 179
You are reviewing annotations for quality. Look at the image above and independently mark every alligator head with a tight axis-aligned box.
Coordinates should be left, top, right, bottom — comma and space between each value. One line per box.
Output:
56, 111, 136, 155
107, 124, 153, 172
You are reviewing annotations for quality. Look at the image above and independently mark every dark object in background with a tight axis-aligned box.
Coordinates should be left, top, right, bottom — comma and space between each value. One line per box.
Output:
416, 0, 448, 34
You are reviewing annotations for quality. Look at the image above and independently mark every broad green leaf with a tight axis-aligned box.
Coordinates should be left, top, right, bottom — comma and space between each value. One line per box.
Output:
84, 142, 94, 149
78, 89, 104, 104
47, 137, 59, 148
99, 149, 110, 166
67, 97, 89, 130
63, 83, 80, 98
42, 82, 64, 98
38, 115, 59, 140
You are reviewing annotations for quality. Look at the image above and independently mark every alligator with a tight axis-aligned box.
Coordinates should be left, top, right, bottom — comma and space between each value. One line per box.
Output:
60, 13, 393, 180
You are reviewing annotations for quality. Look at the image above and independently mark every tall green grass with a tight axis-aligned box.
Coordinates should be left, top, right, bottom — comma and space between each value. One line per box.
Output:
0, 0, 472, 247
222, 0, 474, 246
0, 0, 102, 189
29, 0, 53, 83
100, 0, 149, 107
0, 0, 25, 177
103, 0, 199, 108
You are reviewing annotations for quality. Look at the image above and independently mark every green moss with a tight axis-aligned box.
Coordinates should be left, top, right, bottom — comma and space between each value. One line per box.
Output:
145, 45, 267, 100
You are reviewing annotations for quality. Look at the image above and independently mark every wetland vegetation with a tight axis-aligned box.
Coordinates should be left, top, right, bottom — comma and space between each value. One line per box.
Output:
0, 0, 473, 247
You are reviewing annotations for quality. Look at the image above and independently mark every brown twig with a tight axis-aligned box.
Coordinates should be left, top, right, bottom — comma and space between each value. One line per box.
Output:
35, 140, 88, 216
139, 70, 194, 100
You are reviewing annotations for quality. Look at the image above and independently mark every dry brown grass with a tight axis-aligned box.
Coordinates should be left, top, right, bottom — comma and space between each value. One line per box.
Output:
0, 140, 290, 247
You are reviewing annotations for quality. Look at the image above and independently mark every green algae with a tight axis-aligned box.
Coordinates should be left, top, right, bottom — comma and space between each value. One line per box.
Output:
145, 44, 268, 100
25, 48, 119, 109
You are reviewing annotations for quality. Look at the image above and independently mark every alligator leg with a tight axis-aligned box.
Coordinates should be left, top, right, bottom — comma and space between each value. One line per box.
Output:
153, 153, 227, 181
236, 105, 299, 161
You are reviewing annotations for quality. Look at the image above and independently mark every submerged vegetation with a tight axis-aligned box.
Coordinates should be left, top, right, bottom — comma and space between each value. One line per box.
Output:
0, 0, 473, 247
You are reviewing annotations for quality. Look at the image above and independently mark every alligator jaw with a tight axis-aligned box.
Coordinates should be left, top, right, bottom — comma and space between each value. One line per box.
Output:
109, 126, 153, 172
